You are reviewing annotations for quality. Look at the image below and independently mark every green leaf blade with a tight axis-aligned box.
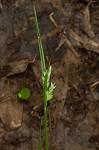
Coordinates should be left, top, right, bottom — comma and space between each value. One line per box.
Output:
33, 4, 46, 73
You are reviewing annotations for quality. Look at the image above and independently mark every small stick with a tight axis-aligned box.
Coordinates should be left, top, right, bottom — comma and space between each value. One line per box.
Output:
90, 81, 99, 88
49, 12, 79, 58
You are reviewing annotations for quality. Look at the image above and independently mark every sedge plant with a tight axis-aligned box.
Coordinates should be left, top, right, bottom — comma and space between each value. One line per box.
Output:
34, 5, 56, 150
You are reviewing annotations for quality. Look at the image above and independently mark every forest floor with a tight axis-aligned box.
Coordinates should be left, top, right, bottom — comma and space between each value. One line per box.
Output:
0, 0, 99, 150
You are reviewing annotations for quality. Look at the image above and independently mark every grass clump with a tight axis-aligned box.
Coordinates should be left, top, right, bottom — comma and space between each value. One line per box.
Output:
33, 4, 56, 150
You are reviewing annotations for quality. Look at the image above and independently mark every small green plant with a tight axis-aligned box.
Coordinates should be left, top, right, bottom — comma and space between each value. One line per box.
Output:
17, 87, 30, 100
34, 4, 56, 150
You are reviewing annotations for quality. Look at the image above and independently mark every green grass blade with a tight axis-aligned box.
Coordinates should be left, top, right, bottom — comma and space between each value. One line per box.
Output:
33, 4, 46, 73
34, 4, 55, 150
33, 4, 49, 150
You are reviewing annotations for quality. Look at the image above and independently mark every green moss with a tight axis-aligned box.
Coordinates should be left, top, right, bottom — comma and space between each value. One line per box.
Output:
18, 87, 30, 100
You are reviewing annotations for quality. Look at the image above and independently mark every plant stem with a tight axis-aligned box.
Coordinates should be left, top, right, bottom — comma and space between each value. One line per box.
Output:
44, 101, 48, 150
34, 4, 49, 150
44, 76, 48, 150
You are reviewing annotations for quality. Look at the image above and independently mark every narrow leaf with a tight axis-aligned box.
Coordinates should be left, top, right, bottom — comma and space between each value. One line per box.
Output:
34, 4, 46, 73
